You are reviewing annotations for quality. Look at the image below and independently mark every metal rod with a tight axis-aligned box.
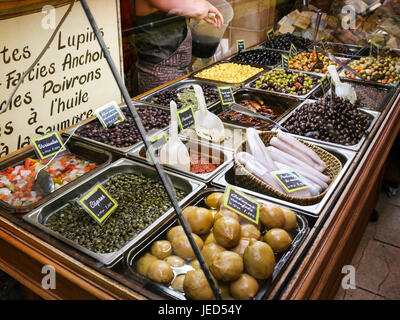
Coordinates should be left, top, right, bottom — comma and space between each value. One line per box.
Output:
79, 0, 221, 300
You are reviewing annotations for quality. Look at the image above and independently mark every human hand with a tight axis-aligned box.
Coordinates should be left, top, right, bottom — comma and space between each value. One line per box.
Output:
203, 2, 224, 28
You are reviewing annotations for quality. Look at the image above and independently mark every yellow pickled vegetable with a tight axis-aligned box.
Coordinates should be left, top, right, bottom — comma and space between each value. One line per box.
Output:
195, 63, 263, 84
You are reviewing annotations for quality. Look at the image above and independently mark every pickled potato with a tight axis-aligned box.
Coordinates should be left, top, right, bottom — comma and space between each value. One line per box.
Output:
171, 274, 185, 292
240, 224, 261, 240
187, 207, 214, 235
213, 216, 241, 248
189, 259, 201, 270
282, 208, 298, 231
164, 255, 185, 267
260, 204, 286, 229
146, 260, 174, 285
171, 233, 204, 259
210, 251, 243, 282
204, 232, 217, 245
214, 208, 239, 222
264, 228, 292, 253
151, 240, 172, 259
205, 192, 224, 209
230, 273, 259, 300
201, 243, 225, 267
243, 239, 275, 279
232, 238, 251, 257
167, 226, 185, 242
183, 269, 218, 300
136, 253, 158, 276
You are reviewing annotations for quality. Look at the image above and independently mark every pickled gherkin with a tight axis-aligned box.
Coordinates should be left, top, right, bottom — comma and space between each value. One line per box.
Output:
45, 173, 188, 254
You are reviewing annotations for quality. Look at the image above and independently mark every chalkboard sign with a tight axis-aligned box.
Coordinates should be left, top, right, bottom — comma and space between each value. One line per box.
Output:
272, 170, 310, 193
79, 184, 118, 225
224, 187, 260, 224
370, 41, 379, 59
32, 132, 67, 160
282, 54, 289, 70
290, 43, 298, 58
95, 101, 125, 128
218, 87, 235, 105
237, 40, 245, 53
267, 28, 274, 40
150, 132, 168, 149
177, 105, 195, 130
320, 75, 331, 95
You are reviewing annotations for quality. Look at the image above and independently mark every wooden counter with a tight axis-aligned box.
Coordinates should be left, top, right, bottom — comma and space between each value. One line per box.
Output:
0, 63, 399, 300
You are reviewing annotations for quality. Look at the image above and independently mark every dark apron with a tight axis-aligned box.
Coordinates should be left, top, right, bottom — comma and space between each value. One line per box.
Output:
134, 20, 192, 95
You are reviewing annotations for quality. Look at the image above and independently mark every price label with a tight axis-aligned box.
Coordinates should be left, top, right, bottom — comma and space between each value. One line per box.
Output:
320, 75, 331, 95
150, 132, 168, 149
237, 40, 245, 53
224, 187, 260, 224
267, 28, 274, 40
321, 36, 329, 51
32, 132, 67, 160
272, 170, 310, 193
95, 101, 125, 128
218, 87, 235, 105
177, 105, 195, 130
370, 41, 379, 59
282, 54, 289, 69
289, 43, 298, 58
79, 184, 118, 225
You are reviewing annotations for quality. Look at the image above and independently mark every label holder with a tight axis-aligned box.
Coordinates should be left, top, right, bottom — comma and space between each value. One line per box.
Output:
177, 105, 195, 131
32, 132, 67, 161
223, 186, 260, 224
95, 101, 126, 128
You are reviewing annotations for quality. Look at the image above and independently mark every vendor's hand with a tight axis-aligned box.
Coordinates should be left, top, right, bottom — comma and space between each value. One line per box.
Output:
203, 3, 224, 28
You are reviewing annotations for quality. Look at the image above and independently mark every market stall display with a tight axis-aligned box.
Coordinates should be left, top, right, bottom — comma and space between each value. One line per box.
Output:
248, 69, 321, 97
143, 83, 221, 110
126, 189, 309, 300
341, 56, 400, 84
289, 51, 340, 74
193, 62, 264, 85
70, 105, 170, 153
281, 97, 374, 147
229, 49, 282, 66
262, 33, 313, 51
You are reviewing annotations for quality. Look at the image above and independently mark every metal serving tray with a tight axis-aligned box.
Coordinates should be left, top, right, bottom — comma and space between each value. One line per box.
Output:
313, 42, 365, 59
0, 139, 112, 214
211, 88, 302, 129
137, 78, 237, 110
178, 122, 247, 153
283, 55, 351, 76
245, 68, 323, 100
191, 61, 269, 87
211, 144, 356, 217
277, 99, 381, 152
124, 188, 309, 300
226, 48, 289, 68
127, 137, 233, 183
62, 103, 170, 156
313, 78, 396, 111
23, 158, 205, 266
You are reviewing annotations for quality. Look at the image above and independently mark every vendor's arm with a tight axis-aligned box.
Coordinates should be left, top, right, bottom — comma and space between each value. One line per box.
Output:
146, 0, 224, 28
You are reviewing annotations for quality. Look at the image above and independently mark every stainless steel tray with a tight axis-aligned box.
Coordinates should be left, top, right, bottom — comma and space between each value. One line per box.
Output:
178, 122, 247, 153
126, 137, 233, 183
277, 99, 381, 152
226, 48, 288, 67
124, 188, 309, 300
211, 88, 302, 129
245, 68, 323, 100
137, 78, 238, 110
62, 103, 170, 156
191, 61, 269, 87
23, 158, 206, 266
313, 78, 396, 111
0, 139, 112, 214
211, 144, 356, 217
